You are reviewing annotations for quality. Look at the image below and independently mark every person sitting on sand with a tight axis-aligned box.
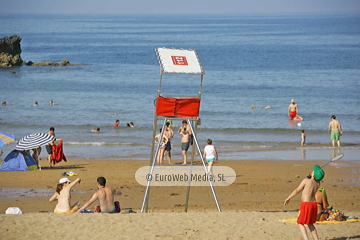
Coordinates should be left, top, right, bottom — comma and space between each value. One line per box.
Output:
315, 187, 330, 221
92, 128, 100, 133
49, 177, 81, 213
76, 177, 122, 213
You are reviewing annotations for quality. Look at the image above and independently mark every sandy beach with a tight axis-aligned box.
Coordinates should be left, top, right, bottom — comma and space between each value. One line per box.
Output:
0, 158, 359, 239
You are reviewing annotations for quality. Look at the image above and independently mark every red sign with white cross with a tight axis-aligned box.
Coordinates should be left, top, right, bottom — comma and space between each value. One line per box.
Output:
171, 56, 188, 65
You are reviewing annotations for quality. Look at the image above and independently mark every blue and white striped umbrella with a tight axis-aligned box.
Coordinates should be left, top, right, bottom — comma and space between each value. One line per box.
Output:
15, 133, 55, 151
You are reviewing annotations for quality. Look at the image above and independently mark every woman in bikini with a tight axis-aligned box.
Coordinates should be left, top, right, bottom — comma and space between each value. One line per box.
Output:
49, 177, 81, 213
315, 187, 330, 221
154, 128, 168, 164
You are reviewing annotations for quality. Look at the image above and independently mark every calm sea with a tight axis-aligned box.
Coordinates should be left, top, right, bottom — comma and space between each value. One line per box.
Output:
1, 13, 359, 161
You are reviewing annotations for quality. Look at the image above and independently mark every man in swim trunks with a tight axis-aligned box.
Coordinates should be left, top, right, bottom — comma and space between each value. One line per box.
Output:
328, 115, 343, 147
76, 177, 122, 213
288, 99, 298, 120
46, 127, 56, 167
178, 120, 191, 165
164, 122, 174, 164
284, 165, 325, 240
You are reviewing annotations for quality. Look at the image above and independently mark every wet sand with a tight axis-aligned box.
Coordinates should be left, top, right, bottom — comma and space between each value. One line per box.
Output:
0, 158, 359, 239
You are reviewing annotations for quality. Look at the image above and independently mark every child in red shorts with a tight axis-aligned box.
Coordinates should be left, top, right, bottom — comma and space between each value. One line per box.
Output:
284, 165, 325, 240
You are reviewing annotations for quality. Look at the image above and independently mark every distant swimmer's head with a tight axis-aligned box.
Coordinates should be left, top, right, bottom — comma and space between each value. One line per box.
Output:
313, 165, 325, 181
291, 99, 295, 103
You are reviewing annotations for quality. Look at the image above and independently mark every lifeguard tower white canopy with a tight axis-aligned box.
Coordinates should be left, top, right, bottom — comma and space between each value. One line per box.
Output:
141, 47, 221, 213
156, 47, 204, 75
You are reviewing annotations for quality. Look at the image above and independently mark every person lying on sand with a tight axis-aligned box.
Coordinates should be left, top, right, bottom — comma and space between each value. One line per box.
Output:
76, 177, 122, 213
49, 177, 81, 213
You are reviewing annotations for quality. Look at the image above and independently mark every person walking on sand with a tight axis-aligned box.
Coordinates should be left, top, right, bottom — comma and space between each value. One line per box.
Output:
164, 122, 174, 164
301, 130, 306, 146
178, 121, 191, 165
49, 177, 81, 213
155, 128, 168, 164
46, 127, 56, 167
203, 139, 218, 177
328, 115, 343, 147
288, 99, 298, 120
284, 165, 325, 240
76, 177, 122, 213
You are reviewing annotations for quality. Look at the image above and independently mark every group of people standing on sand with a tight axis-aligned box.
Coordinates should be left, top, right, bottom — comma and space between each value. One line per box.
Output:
155, 120, 195, 165
288, 99, 343, 147
49, 176, 121, 214
154, 120, 218, 171
29, 127, 59, 169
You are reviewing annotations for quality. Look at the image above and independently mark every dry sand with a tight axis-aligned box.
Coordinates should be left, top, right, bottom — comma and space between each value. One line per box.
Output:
0, 158, 359, 239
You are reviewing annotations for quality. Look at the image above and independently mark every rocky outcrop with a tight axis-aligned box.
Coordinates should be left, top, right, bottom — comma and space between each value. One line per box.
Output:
1, 35, 83, 67
25, 59, 81, 66
0, 35, 23, 67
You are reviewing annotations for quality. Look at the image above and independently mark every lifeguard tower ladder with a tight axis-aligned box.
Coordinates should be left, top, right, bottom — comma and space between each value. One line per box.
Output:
141, 47, 221, 213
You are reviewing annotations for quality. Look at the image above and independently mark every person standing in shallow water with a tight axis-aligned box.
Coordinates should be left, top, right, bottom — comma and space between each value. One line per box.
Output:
328, 115, 343, 147
288, 99, 298, 120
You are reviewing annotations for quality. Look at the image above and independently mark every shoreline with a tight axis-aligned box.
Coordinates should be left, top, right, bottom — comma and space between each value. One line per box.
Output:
1, 159, 359, 213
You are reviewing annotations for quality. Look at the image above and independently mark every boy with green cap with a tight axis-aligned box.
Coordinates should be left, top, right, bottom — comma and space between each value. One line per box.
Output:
284, 165, 325, 240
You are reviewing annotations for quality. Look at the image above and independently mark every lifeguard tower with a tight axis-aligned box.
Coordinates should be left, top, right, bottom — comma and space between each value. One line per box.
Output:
141, 47, 221, 213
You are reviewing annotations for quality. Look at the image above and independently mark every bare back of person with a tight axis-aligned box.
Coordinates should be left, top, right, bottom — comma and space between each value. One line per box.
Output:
329, 119, 341, 131
300, 178, 320, 202
289, 103, 298, 112
56, 186, 72, 211
96, 187, 117, 213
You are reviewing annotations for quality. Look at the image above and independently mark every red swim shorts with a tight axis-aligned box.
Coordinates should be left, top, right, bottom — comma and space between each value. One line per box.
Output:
289, 111, 297, 119
297, 202, 317, 225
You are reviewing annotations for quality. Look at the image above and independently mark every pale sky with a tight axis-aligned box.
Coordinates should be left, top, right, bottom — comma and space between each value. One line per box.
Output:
1, 0, 360, 14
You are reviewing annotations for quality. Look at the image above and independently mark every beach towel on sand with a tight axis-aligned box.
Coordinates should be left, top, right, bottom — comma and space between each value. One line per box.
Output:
52, 139, 67, 164
280, 218, 359, 224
